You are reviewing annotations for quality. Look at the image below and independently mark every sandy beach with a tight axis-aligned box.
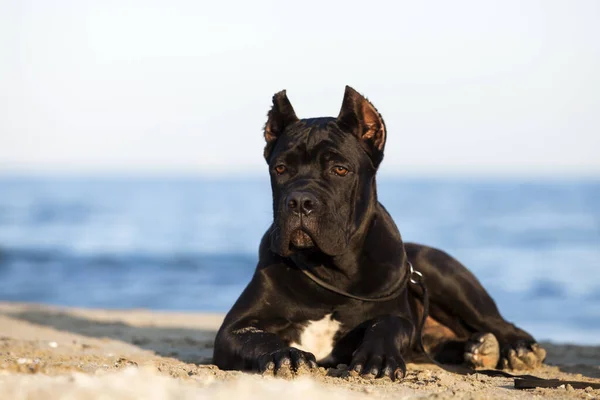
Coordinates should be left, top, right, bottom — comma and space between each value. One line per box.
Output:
0, 302, 598, 399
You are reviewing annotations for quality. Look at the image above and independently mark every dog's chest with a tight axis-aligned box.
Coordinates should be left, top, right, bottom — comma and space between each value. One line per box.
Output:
289, 314, 341, 362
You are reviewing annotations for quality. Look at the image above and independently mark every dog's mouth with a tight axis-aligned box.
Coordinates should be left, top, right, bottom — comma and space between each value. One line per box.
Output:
289, 229, 314, 250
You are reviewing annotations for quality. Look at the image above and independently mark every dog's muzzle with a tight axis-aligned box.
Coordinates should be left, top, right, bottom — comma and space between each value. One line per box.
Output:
281, 191, 320, 251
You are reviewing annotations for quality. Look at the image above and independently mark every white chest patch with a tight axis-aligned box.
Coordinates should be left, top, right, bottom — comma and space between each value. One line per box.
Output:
290, 314, 341, 362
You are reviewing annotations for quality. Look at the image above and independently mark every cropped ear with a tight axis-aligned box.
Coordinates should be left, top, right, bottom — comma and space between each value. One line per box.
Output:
336, 86, 386, 167
263, 90, 299, 160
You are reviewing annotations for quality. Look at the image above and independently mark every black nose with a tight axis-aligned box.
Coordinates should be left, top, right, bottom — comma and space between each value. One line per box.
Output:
286, 191, 318, 215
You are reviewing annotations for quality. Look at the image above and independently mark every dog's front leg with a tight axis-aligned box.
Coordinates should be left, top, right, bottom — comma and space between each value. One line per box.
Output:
214, 320, 318, 375
349, 315, 415, 381
213, 269, 318, 375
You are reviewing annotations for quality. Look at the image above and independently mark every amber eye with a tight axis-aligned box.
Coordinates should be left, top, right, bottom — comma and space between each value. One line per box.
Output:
274, 165, 287, 175
332, 166, 349, 176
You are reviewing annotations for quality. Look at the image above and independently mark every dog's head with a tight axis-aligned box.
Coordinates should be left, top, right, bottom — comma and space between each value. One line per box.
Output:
264, 86, 387, 257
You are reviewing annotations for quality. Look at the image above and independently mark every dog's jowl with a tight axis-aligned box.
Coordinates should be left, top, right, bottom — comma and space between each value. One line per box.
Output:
213, 86, 546, 380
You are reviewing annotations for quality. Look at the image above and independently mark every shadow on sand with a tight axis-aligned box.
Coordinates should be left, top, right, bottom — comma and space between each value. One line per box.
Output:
3, 308, 218, 365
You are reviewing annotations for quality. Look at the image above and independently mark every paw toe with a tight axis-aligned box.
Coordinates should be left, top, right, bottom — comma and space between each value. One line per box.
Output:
464, 332, 500, 369
506, 348, 528, 370
532, 343, 547, 362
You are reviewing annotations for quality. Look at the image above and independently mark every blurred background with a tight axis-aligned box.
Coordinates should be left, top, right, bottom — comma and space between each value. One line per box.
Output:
0, 0, 598, 344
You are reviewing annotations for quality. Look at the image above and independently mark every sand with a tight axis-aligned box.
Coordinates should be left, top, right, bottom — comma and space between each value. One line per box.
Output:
0, 302, 599, 399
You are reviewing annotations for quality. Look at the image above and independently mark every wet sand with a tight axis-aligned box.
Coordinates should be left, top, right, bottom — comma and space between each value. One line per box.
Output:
0, 302, 598, 399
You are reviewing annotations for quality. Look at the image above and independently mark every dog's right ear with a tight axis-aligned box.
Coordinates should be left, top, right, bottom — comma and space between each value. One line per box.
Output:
263, 90, 299, 160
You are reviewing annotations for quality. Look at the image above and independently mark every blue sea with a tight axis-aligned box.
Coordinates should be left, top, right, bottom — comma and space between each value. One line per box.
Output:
0, 177, 598, 344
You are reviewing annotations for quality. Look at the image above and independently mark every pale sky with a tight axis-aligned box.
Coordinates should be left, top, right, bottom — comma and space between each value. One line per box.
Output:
1, 0, 599, 177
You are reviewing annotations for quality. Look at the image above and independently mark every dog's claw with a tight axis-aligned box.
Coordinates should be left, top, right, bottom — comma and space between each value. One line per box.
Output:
259, 359, 275, 373
351, 363, 363, 374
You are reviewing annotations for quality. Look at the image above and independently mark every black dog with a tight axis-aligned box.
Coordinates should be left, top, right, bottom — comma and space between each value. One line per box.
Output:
213, 86, 546, 380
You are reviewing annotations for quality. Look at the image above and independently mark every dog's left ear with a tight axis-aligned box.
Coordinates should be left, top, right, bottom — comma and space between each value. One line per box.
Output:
263, 90, 299, 160
336, 86, 386, 167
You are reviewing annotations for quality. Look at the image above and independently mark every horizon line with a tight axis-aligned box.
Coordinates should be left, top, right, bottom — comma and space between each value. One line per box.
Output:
1, 169, 599, 182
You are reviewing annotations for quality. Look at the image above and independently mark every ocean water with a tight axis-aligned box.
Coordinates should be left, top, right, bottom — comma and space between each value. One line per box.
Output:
0, 177, 598, 344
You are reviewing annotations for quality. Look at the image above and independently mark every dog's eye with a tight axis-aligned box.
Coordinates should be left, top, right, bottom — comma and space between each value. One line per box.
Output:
274, 165, 287, 175
332, 166, 349, 176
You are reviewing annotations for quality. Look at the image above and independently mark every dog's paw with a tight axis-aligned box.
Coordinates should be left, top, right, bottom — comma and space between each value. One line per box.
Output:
256, 347, 318, 377
464, 332, 500, 369
500, 341, 547, 371
348, 343, 406, 381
